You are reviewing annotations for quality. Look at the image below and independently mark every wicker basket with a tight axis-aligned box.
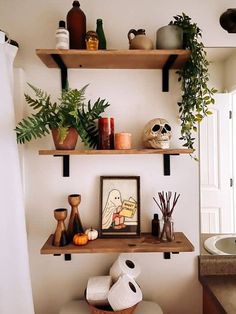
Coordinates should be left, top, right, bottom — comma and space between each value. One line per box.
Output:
86, 300, 138, 314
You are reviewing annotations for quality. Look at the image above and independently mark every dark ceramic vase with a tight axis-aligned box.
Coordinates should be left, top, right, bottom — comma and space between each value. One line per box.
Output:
67, 194, 84, 242
220, 9, 236, 33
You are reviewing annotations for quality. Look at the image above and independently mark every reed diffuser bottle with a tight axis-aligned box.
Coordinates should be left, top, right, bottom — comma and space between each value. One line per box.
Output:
153, 191, 180, 242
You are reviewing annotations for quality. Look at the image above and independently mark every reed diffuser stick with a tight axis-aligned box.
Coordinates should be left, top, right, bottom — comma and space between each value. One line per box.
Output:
153, 191, 180, 242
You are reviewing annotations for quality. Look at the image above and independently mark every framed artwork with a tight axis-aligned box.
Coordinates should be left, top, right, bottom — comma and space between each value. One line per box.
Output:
100, 176, 140, 238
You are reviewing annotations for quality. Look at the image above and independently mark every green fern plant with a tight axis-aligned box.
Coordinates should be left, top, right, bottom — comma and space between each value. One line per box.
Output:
15, 84, 110, 148
170, 13, 217, 151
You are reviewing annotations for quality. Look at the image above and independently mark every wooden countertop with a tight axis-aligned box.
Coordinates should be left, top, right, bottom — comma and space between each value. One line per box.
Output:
200, 275, 236, 314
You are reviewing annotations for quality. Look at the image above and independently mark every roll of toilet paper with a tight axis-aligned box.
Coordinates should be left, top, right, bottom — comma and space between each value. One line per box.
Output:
109, 254, 141, 282
86, 276, 112, 306
108, 274, 142, 311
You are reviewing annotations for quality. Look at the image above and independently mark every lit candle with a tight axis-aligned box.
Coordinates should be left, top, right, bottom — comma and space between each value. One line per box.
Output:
115, 133, 132, 149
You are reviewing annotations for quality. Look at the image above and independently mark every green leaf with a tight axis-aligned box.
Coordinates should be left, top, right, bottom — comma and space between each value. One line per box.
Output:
15, 83, 110, 147
170, 12, 217, 150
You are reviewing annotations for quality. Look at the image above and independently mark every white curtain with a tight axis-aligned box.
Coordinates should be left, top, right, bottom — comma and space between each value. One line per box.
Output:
0, 44, 35, 314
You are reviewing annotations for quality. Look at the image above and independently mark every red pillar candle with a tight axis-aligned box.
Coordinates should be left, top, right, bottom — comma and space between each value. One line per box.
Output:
115, 132, 132, 149
98, 117, 114, 149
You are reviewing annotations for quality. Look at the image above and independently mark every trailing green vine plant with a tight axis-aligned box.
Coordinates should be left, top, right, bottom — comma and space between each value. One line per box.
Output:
15, 84, 110, 148
170, 13, 217, 151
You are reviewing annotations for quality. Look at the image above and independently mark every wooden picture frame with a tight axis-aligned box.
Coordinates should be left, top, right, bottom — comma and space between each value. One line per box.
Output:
100, 176, 140, 238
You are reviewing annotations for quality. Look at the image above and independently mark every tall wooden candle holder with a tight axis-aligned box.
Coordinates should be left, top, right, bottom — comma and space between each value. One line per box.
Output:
53, 208, 68, 247
67, 194, 84, 241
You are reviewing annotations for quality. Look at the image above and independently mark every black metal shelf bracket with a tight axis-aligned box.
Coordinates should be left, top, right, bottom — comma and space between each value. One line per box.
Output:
64, 254, 72, 261
162, 54, 178, 92
163, 252, 171, 259
163, 154, 179, 176
54, 155, 70, 177
53, 154, 181, 177
53, 253, 72, 261
51, 53, 178, 93
51, 54, 68, 90
163, 251, 179, 259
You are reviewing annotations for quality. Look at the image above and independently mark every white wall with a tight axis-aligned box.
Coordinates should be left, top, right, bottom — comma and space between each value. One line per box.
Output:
1, 1, 236, 313
224, 53, 236, 92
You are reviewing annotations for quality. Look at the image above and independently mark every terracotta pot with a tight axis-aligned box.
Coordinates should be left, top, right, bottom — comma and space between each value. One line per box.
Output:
51, 127, 78, 150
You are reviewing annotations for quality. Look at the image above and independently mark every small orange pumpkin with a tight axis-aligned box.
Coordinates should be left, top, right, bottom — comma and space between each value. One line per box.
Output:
73, 233, 89, 246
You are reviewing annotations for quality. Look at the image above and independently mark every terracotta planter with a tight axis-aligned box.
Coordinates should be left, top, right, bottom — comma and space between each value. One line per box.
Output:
51, 127, 78, 150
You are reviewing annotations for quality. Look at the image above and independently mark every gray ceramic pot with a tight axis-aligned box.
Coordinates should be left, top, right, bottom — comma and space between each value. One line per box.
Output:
156, 25, 183, 49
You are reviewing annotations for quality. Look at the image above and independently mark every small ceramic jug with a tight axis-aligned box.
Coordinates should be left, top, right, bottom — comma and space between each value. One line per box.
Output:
128, 29, 153, 50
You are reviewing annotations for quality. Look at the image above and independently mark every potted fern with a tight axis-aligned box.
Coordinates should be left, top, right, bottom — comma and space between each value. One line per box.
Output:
15, 84, 110, 149
170, 13, 217, 151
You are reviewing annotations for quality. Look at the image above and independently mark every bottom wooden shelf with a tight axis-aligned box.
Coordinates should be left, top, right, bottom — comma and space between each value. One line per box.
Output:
40, 232, 194, 255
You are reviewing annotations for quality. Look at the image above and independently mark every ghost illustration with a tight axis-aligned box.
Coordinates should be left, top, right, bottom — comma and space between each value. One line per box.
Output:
102, 189, 122, 229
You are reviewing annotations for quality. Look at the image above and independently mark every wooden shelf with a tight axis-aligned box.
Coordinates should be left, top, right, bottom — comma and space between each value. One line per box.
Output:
41, 232, 194, 255
36, 49, 190, 69
39, 148, 193, 156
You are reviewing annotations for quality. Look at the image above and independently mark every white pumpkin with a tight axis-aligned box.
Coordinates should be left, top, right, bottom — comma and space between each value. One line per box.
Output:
85, 227, 98, 241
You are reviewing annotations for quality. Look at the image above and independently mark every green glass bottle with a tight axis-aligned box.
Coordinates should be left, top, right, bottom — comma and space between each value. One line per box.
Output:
96, 18, 106, 49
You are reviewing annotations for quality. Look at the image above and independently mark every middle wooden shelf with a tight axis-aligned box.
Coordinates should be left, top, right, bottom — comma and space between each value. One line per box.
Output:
39, 148, 192, 155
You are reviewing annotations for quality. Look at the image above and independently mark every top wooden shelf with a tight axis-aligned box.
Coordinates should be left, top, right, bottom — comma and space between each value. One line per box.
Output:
36, 49, 190, 69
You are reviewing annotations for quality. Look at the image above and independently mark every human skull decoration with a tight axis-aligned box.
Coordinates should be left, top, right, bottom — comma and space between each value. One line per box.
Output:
142, 118, 172, 149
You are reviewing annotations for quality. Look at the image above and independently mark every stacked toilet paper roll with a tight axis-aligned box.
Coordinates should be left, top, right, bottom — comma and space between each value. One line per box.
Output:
109, 254, 141, 282
108, 274, 143, 311
86, 254, 142, 312
86, 276, 112, 306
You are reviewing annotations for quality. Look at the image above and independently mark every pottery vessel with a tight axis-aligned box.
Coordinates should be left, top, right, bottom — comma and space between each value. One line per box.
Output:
156, 25, 183, 49
67, 194, 84, 241
51, 127, 78, 150
53, 208, 68, 247
220, 9, 236, 33
128, 29, 153, 50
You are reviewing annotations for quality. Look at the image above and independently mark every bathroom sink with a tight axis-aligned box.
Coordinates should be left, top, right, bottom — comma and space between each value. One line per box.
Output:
204, 234, 236, 255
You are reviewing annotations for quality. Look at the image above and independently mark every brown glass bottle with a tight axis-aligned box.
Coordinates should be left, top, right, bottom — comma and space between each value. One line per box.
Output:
152, 213, 160, 237
66, 1, 86, 49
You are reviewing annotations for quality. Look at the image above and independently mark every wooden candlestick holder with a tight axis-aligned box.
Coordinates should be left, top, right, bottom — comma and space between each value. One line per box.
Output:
53, 208, 68, 247
67, 194, 84, 241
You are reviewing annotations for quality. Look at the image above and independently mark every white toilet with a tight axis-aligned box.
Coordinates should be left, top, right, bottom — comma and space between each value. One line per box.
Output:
134, 301, 163, 314
59, 300, 163, 314
60, 300, 89, 314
